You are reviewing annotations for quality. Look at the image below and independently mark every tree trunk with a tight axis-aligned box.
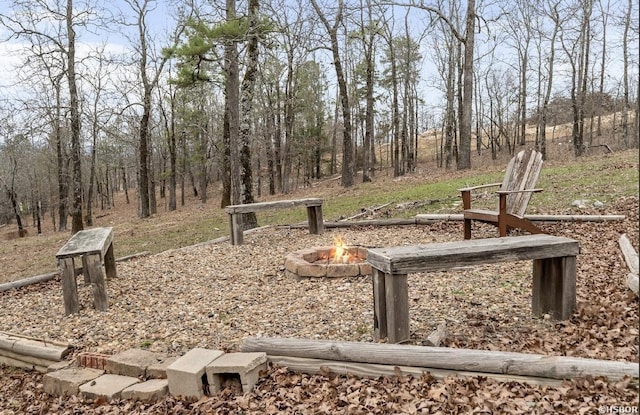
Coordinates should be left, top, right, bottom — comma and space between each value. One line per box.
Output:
238, 0, 260, 229
457, 0, 475, 170
311, 0, 354, 187
67, 0, 84, 233
226, 0, 242, 207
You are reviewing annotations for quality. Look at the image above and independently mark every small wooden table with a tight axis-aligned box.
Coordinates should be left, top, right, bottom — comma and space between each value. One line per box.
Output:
366, 235, 580, 343
224, 198, 324, 245
56, 227, 116, 315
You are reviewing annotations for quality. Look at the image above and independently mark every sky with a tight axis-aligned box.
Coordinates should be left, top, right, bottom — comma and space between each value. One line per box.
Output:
0, 0, 637, 125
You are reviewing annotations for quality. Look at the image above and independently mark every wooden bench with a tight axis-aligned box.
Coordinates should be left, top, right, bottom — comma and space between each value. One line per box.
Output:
55, 227, 116, 315
224, 198, 324, 245
366, 234, 580, 343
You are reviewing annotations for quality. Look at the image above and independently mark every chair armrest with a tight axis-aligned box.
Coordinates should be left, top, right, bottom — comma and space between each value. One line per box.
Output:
458, 182, 502, 192
496, 188, 543, 195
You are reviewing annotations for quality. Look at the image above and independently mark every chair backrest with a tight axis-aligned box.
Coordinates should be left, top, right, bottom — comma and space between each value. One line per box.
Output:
500, 149, 543, 217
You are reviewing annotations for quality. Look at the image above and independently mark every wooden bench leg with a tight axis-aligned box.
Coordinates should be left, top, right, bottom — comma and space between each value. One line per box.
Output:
306, 205, 324, 235
372, 269, 387, 341
85, 254, 109, 312
463, 218, 472, 240
104, 242, 117, 279
532, 256, 576, 320
60, 258, 79, 315
229, 213, 244, 245
385, 273, 410, 344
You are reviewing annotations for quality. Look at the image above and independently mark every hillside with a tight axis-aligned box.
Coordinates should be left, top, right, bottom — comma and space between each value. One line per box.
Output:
1, 145, 638, 284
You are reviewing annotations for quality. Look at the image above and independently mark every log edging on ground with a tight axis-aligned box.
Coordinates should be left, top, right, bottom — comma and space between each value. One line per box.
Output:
0, 251, 151, 293
619, 233, 639, 296
0, 331, 72, 372
266, 355, 565, 387
240, 337, 639, 382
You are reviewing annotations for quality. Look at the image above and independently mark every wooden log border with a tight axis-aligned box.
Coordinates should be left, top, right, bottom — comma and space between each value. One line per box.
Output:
0, 251, 151, 293
241, 337, 639, 382
267, 355, 564, 387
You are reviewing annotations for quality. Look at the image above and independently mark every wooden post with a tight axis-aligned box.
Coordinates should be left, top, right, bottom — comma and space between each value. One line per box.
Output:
229, 213, 243, 245
84, 254, 108, 312
532, 256, 576, 320
385, 273, 409, 343
104, 242, 117, 279
60, 258, 79, 315
498, 193, 508, 237
372, 269, 387, 341
81, 256, 91, 284
306, 205, 324, 235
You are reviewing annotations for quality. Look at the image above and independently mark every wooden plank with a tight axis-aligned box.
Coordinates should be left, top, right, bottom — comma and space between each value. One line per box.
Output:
416, 214, 625, 222
619, 234, 639, 275
372, 269, 387, 341
241, 337, 639, 381
366, 235, 580, 275
385, 273, 409, 344
532, 257, 576, 320
306, 205, 324, 235
85, 255, 108, 312
104, 243, 117, 279
55, 227, 113, 259
60, 258, 79, 315
229, 213, 244, 245
266, 355, 564, 387
224, 198, 323, 214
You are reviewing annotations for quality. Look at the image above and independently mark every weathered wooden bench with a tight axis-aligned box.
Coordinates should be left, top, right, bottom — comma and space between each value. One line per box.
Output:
55, 227, 116, 315
224, 198, 324, 245
366, 234, 580, 343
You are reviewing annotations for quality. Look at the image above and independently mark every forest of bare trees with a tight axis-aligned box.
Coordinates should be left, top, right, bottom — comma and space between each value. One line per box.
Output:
0, 0, 637, 235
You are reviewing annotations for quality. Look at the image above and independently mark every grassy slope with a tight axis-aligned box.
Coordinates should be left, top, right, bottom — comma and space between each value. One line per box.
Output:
0, 149, 638, 283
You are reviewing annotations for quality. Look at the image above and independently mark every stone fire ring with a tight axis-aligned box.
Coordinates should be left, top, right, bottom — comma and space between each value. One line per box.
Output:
284, 246, 372, 279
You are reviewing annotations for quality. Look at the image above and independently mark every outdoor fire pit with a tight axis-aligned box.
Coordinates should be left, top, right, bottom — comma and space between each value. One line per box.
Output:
284, 239, 372, 280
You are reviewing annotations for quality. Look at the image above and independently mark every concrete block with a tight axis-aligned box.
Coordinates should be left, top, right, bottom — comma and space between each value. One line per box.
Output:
166, 348, 224, 400
121, 378, 169, 402
146, 356, 179, 379
79, 374, 139, 402
43, 367, 104, 396
105, 349, 167, 378
206, 352, 267, 394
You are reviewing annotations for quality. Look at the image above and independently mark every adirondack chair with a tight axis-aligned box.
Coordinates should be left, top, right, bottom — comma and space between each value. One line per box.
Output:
460, 149, 545, 239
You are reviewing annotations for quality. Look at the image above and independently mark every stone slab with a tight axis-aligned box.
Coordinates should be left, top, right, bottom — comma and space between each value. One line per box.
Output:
106, 348, 167, 378
46, 360, 73, 373
147, 356, 179, 379
166, 348, 224, 400
121, 378, 169, 402
79, 374, 139, 401
43, 367, 104, 397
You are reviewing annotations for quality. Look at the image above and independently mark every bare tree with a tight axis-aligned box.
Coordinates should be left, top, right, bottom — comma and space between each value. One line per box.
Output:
311, 0, 355, 187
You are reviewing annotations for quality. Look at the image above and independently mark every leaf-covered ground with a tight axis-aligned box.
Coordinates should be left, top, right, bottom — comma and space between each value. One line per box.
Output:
0, 197, 638, 414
